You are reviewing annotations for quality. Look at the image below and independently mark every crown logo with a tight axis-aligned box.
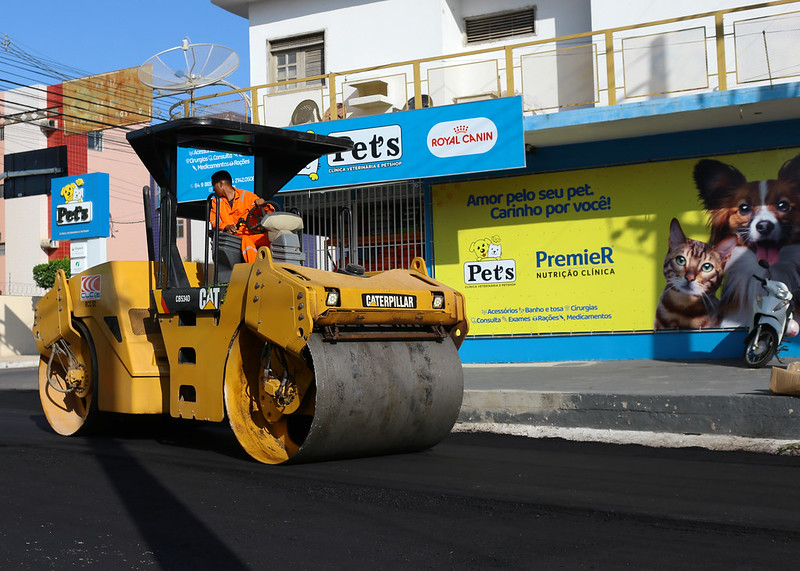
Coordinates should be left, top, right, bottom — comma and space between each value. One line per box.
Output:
453, 125, 468, 134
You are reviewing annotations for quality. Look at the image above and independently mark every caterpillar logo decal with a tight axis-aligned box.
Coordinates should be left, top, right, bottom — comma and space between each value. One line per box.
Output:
362, 293, 417, 309
198, 287, 221, 311
157, 287, 223, 313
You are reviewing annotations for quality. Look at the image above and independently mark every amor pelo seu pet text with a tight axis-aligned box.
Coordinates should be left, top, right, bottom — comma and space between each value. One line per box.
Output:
466, 185, 611, 219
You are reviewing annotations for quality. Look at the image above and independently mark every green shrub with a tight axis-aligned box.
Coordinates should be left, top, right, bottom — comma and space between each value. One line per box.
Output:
32, 257, 71, 289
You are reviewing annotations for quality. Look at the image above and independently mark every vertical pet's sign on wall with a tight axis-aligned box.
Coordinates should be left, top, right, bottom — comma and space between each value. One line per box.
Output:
50, 173, 111, 240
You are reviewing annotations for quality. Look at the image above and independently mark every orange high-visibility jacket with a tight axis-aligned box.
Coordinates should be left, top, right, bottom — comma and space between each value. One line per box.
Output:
210, 187, 273, 262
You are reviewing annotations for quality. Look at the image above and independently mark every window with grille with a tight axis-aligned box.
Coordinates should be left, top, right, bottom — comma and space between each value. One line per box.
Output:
282, 181, 426, 272
465, 8, 536, 44
269, 32, 325, 91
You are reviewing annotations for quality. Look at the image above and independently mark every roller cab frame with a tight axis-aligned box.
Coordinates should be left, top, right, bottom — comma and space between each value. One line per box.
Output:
32, 117, 469, 464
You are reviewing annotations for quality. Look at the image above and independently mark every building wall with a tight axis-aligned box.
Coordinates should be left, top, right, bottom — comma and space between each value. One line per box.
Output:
2, 86, 48, 155
2, 86, 51, 294
589, 0, 773, 29
220, 0, 800, 362
0, 295, 40, 357
247, 0, 594, 86
5, 195, 50, 295
87, 126, 151, 262
0, 92, 5, 293
1, 86, 159, 295
248, 0, 446, 86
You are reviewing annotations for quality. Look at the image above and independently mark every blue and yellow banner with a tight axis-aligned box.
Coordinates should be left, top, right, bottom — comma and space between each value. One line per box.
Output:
432, 147, 800, 335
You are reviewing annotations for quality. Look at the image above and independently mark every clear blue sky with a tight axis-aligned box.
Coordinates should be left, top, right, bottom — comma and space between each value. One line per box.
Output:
1, 0, 250, 89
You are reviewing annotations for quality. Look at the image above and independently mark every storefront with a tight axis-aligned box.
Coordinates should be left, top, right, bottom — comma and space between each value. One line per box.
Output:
177, 98, 800, 363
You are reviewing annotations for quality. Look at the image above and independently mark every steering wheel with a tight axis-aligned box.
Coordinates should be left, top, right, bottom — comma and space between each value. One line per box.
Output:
241, 201, 279, 233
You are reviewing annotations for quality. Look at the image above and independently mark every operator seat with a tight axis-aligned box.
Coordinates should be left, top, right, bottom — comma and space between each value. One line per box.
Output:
261, 212, 305, 265
212, 232, 243, 283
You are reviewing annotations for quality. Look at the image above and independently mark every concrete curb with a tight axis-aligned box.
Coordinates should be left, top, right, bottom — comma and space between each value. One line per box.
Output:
459, 389, 800, 439
453, 423, 800, 455
0, 358, 39, 369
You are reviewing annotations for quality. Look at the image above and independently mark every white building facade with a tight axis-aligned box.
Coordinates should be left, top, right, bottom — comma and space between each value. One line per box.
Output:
206, 0, 800, 363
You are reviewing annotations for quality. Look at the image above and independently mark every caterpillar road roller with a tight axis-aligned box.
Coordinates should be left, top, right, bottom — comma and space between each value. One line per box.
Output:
32, 117, 468, 464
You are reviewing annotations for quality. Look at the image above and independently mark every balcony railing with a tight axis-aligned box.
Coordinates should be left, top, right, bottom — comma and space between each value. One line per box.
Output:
171, 0, 800, 127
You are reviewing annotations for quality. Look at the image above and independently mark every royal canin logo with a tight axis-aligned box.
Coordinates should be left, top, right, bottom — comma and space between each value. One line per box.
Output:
427, 117, 498, 158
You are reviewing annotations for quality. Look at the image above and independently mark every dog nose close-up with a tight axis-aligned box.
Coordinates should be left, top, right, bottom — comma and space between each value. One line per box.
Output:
756, 219, 774, 236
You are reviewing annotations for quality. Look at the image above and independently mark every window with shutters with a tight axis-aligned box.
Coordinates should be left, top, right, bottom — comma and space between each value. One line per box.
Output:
269, 32, 325, 91
465, 8, 536, 44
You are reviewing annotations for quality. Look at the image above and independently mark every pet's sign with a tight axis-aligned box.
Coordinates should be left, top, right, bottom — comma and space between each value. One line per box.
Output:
282, 96, 525, 191
328, 125, 402, 167
464, 260, 516, 284
57, 201, 92, 225
50, 173, 110, 240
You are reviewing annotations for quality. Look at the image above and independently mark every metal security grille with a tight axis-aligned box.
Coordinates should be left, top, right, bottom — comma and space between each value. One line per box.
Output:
282, 181, 426, 272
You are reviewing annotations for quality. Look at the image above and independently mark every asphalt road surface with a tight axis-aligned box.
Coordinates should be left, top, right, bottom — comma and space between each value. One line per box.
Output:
2, 372, 800, 569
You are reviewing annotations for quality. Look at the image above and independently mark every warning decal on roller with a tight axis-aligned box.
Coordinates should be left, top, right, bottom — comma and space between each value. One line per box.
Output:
80, 275, 102, 300
362, 293, 417, 309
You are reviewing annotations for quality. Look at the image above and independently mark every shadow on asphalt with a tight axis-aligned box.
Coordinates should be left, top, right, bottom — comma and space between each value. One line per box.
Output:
23, 393, 257, 569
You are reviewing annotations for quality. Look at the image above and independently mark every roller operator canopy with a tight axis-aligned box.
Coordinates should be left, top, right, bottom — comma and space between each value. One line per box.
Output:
126, 116, 353, 220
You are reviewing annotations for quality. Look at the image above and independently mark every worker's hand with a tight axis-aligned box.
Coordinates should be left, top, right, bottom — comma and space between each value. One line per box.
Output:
254, 198, 265, 207
223, 224, 237, 234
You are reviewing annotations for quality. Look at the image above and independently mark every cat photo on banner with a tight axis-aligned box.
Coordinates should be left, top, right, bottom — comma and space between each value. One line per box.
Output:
655, 218, 736, 330
656, 152, 800, 329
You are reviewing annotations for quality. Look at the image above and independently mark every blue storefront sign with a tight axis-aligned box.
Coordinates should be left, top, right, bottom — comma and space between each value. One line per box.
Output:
176, 148, 255, 203
50, 173, 110, 240
174, 96, 524, 202
283, 96, 525, 191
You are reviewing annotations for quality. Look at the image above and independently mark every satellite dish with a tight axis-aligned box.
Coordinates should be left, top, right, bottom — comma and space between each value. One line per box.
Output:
138, 39, 240, 94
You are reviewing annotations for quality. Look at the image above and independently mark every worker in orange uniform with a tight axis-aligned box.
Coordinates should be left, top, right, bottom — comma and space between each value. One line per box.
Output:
209, 170, 274, 263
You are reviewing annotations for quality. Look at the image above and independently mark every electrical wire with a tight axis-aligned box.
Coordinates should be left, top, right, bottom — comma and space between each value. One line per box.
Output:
1, 33, 189, 127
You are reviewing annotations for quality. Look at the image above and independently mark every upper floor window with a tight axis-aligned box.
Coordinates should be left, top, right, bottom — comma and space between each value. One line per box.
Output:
87, 131, 103, 152
269, 32, 324, 91
465, 8, 536, 44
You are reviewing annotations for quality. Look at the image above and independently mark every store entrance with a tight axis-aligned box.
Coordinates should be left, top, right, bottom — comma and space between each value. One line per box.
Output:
283, 180, 426, 271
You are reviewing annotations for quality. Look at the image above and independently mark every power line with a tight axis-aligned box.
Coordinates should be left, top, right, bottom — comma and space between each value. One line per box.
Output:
1, 35, 189, 126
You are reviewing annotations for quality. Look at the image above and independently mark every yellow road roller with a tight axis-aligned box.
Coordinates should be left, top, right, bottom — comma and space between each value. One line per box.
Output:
32, 117, 468, 464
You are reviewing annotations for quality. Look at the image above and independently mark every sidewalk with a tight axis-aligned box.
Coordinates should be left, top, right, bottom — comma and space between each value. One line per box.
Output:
459, 357, 800, 446
6, 353, 800, 450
